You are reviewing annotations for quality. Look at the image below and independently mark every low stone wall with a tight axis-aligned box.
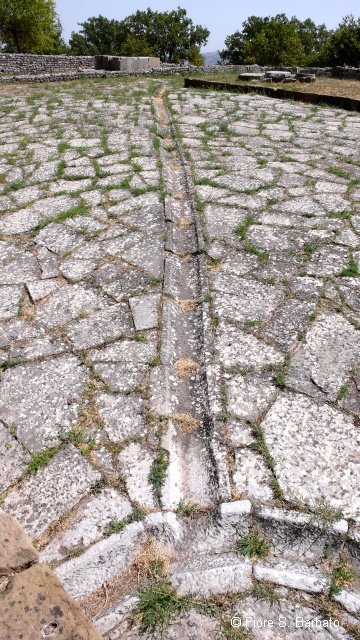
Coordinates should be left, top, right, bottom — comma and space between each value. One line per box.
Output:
0, 55, 359, 82
0, 53, 95, 75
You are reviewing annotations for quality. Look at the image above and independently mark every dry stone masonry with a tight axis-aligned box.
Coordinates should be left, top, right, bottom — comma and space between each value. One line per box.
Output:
0, 76, 360, 638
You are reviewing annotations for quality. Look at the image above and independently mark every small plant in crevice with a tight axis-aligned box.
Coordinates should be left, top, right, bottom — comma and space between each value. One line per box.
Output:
252, 580, 278, 602
330, 558, 355, 595
236, 530, 270, 559
339, 258, 359, 277
234, 214, 255, 240
27, 447, 59, 474
149, 448, 169, 494
136, 579, 190, 631
337, 384, 349, 401
175, 501, 197, 519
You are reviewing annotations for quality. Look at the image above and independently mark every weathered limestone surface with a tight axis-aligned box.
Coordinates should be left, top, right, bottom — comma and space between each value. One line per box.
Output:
1, 76, 360, 639
4, 446, 100, 539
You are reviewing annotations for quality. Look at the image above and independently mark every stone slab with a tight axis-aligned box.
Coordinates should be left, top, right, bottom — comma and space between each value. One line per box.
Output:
56, 522, 146, 599
262, 392, 360, 519
129, 293, 160, 331
0, 356, 88, 451
4, 446, 100, 539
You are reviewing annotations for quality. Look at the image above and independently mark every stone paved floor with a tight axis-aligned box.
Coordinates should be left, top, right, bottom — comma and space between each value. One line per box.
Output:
0, 78, 360, 639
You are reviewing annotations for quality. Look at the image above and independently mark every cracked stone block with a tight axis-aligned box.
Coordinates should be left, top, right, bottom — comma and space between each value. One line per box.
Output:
4, 445, 100, 539
56, 522, 146, 599
36, 283, 108, 328
233, 450, 273, 502
118, 443, 155, 509
0, 421, 29, 492
97, 393, 146, 443
0, 285, 22, 321
0, 319, 41, 349
0, 564, 102, 640
227, 373, 277, 423
170, 553, 252, 597
0, 356, 88, 451
129, 293, 160, 331
306, 245, 349, 276
37, 246, 59, 279
91, 340, 156, 393
263, 300, 315, 351
216, 322, 284, 370
205, 205, 249, 238
262, 392, 360, 519
288, 276, 324, 301
66, 304, 134, 349
122, 237, 164, 279
0, 510, 39, 573
41, 488, 132, 564
286, 313, 360, 401
35, 223, 83, 256
27, 279, 62, 302
254, 559, 330, 593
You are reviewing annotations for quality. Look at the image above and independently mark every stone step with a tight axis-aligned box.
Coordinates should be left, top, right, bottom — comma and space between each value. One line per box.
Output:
170, 552, 253, 597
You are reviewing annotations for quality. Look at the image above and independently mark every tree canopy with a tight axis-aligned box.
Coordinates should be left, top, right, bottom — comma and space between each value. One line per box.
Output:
0, 0, 66, 53
219, 14, 331, 66
69, 7, 209, 63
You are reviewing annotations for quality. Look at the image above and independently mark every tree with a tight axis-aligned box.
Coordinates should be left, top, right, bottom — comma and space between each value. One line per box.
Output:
219, 14, 332, 66
123, 7, 209, 62
324, 15, 360, 66
0, 0, 64, 53
69, 7, 209, 62
69, 16, 127, 56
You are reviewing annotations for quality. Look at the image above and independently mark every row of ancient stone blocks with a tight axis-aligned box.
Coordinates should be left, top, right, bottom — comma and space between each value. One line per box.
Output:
95, 55, 161, 71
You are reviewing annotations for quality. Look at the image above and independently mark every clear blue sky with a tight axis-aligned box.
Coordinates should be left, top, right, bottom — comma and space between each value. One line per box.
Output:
55, 0, 360, 51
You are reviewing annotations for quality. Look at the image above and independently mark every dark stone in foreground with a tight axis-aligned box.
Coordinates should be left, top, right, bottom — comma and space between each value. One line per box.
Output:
0, 564, 102, 640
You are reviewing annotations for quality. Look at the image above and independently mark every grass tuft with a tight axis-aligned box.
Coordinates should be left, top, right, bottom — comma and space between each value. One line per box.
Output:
236, 531, 269, 559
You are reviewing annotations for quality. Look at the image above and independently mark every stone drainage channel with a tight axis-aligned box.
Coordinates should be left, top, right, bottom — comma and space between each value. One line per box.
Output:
150, 89, 230, 509
94, 89, 360, 638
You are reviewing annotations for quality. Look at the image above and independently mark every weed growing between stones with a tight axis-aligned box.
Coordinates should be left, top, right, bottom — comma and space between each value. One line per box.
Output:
236, 531, 270, 559
149, 448, 169, 495
252, 580, 278, 602
337, 384, 349, 400
244, 242, 269, 263
137, 579, 190, 631
339, 257, 359, 277
27, 447, 59, 474
330, 558, 355, 595
327, 166, 350, 180
175, 502, 198, 518
234, 214, 256, 240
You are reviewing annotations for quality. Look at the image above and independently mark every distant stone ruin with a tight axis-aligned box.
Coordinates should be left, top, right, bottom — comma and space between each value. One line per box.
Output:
95, 55, 161, 72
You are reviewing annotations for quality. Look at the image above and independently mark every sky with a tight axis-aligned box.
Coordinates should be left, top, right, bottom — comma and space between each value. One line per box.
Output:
55, 0, 360, 51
